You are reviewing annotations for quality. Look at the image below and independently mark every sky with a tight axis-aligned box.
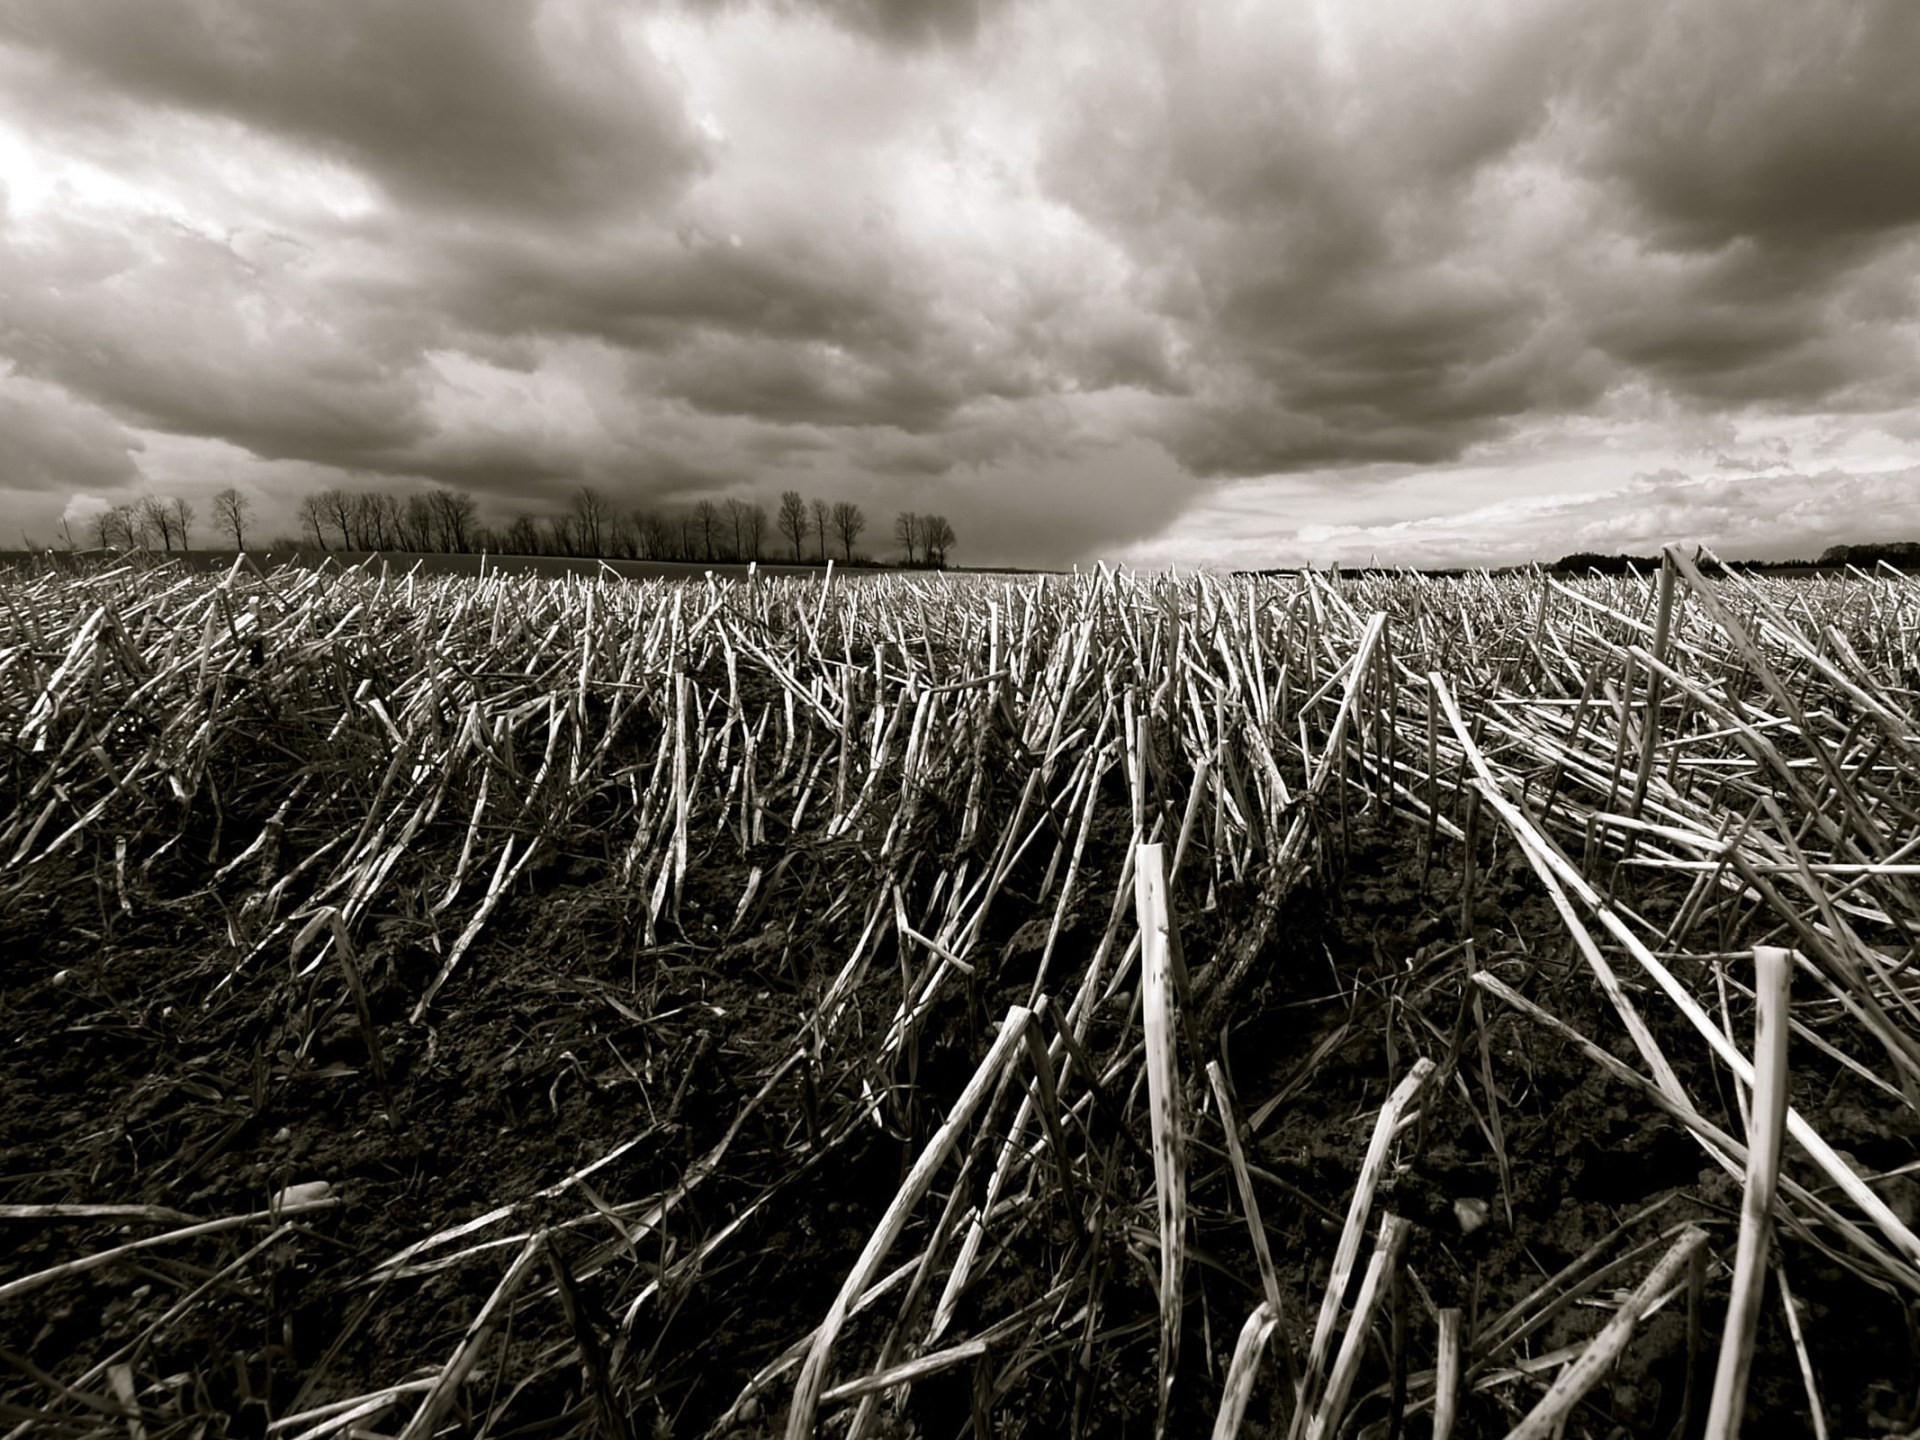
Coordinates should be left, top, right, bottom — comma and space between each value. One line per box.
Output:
1, 0, 1918, 569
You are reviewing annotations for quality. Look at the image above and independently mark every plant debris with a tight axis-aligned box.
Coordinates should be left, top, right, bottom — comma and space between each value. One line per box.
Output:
3, 549, 1919, 1438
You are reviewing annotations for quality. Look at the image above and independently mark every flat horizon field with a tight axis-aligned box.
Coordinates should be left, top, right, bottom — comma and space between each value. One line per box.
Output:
4, 554, 1919, 1439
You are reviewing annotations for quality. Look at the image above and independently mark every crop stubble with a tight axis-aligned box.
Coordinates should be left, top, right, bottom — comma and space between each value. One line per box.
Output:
3, 549, 1919, 1437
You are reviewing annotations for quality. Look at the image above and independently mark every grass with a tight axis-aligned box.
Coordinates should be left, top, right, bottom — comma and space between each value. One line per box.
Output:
2, 549, 1918, 1437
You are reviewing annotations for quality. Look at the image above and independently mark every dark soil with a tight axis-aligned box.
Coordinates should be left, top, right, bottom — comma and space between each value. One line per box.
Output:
7, 801, 1918, 1439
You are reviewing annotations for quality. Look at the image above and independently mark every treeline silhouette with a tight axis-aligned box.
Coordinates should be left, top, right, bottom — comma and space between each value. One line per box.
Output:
1813, 542, 1920, 569
1551, 544, 1920, 574
85, 483, 959, 568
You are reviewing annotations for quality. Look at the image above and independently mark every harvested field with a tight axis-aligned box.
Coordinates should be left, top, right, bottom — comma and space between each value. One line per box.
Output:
4, 552, 1919, 1439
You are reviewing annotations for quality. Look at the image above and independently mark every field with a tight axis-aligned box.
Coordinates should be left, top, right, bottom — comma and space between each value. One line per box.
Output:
0, 552, 871, 583
3, 553, 1919, 1439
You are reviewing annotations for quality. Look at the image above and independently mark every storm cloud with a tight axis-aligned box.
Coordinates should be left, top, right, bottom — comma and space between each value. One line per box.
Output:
0, 0, 1915, 564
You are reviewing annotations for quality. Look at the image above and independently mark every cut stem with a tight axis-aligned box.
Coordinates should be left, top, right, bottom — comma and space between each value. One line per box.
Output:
1704, 945, 1793, 1440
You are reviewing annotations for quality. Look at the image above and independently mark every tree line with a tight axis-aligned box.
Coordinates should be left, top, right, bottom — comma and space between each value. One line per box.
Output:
82, 484, 959, 567
1551, 545, 1920, 575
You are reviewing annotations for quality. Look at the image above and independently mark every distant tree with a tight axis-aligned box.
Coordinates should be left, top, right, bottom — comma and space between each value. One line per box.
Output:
378, 493, 407, 548
503, 513, 539, 555
169, 497, 196, 550
744, 500, 768, 561
348, 493, 382, 549
140, 496, 177, 551
572, 486, 609, 557
544, 514, 575, 555
641, 512, 676, 561
922, 514, 955, 568
1814, 541, 1920, 570
212, 486, 251, 549
777, 490, 809, 562
1550, 551, 1663, 576
724, 498, 751, 561
425, 486, 477, 552
627, 508, 654, 559
810, 497, 831, 561
683, 499, 714, 560
310, 487, 352, 548
297, 494, 327, 548
832, 501, 866, 561
91, 506, 125, 550
893, 511, 920, 565
398, 494, 434, 551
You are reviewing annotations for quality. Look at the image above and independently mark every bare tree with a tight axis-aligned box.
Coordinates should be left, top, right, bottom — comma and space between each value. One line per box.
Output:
831, 501, 866, 561
141, 496, 178, 551
810, 497, 831, 561
349, 491, 393, 545
297, 494, 327, 548
398, 494, 433, 551
721, 497, 751, 561
425, 486, 477, 552
212, 487, 251, 549
503, 513, 539, 555
92, 505, 133, 550
312, 487, 354, 549
643, 512, 677, 561
698, 499, 725, 560
377, 493, 407, 549
922, 514, 955, 568
743, 500, 768, 561
893, 511, 920, 565
168, 497, 196, 550
777, 490, 808, 562
572, 486, 609, 557
629, 508, 656, 559
544, 514, 575, 555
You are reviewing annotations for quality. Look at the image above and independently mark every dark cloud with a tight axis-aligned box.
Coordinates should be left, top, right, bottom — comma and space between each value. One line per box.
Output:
1, 218, 439, 472
1027, 0, 1920, 488
2, 0, 1918, 561
659, 340, 967, 430
1028, 3, 1596, 480
0, 0, 704, 218
0, 214, 430, 464
425, 226, 928, 352
821, 0, 1006, 47
0, 377, 142, 493
684, 0, 1011, 49
1579, 0, 1920, 248
1570, 231, 1920, 413
1526, 0, 1920, 420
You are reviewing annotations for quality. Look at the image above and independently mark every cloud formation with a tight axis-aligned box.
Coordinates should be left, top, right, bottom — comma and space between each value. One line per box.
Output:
1, 0, 705, 218
0, 0, 1915, 563
0, 373, 142, 494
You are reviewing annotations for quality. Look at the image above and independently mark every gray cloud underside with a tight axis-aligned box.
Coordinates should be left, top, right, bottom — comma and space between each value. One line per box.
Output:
0, 0, 704, 218
0, 0, 1916, 559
